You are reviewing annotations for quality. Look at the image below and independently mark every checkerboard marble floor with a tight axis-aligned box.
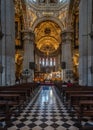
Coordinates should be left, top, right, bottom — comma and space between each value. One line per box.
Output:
7, 86, 80, 130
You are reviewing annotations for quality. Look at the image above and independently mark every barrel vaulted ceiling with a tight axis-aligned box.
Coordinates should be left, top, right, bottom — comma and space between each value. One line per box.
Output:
14, 0, 69, 56
34, 21, 61, 55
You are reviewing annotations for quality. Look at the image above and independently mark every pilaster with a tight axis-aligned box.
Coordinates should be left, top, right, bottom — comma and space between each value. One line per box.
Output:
61, 30, 73, 81
0, 0, 15, 86
79, 0, 93, 86
22, 30, 35, 82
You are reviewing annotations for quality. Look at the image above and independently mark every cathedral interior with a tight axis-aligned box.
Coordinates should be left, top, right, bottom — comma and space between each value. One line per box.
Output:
0, 0, 92, 86
0, 0, 81, 85
0, 0, 93, 130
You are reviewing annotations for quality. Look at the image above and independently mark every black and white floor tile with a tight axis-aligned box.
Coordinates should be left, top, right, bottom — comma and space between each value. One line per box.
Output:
6, 86, 92, 130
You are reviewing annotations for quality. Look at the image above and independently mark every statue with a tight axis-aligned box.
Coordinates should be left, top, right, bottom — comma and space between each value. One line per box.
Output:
15, 54, 23, 83
72, 54, 79, 78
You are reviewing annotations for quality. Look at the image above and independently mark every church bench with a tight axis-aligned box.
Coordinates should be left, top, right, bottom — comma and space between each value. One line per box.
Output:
63, 87, 93, 106
68, 93, 93, 110
2, 90, 30, 107
0, 99, 22, 128
0, 93, 23, 114
0, 86, 32, 102
0, 82, 40, 101
76, 100, 93, 129
79, 126, 93, 130
65, 90, 93, 106
61, 86, 83, 103
0, 82, 40, 105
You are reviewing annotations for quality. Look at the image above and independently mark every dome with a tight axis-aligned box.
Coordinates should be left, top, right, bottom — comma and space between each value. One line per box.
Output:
27, 0, 68, 9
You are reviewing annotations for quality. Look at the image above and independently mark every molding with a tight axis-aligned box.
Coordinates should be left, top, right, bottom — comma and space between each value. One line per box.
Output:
32, 16, 63, 31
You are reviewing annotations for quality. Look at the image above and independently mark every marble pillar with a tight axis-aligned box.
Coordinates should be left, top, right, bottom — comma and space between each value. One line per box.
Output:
22, 30, 35, 82
79, 0, 93, 86
0, 0, 15, 86
61, 30, 73, 81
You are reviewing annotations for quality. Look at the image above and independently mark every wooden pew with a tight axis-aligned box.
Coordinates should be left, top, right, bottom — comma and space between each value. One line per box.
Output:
63, 86, 93, 107
62, 86, 83, 103
69, 93, 93, 110
0, 93, 22, 113
65, 90, 93, 108
0, 85, 32, 102
0, 100, 21, 128
80, 126, 93, 130
77, 100, 93, 130
77, 100, 93, 122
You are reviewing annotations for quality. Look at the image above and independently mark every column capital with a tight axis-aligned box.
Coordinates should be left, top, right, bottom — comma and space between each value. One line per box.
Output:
61, 30, 73, 42
61, 30, 73, 43
22, 30, 35, 42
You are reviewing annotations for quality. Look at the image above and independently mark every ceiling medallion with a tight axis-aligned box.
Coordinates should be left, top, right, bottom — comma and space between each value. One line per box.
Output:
44, 28, 51, 34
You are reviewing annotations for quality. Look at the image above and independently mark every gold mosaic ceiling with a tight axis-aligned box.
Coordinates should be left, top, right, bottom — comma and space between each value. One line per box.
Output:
34, 21, 61, 55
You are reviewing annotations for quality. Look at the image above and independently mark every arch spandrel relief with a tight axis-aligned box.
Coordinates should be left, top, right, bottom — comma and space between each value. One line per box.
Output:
26, 7, 37, 27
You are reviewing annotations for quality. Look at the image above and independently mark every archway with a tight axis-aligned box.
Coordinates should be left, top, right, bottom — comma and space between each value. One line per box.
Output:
33, 20, 62, 83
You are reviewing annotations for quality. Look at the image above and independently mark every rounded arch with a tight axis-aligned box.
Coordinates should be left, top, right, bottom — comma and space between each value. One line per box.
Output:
32, 16, 63, 31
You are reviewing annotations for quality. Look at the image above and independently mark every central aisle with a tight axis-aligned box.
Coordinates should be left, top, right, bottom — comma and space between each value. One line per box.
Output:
8, 86, 79, 130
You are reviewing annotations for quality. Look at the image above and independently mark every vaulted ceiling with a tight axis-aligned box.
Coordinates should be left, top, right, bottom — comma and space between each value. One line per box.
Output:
35, 21, 61, 56
14, 0, 69, 56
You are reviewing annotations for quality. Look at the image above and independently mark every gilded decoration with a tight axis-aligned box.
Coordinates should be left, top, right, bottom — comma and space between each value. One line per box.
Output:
26, 6, 37, 27
26, 0, 69, 28
69, 0, 80, 79
14, 0, 26, 48
15, 53, 23, 81
58, 7, 67, 30
15, 17, 22, 47
34, 21, 61, 55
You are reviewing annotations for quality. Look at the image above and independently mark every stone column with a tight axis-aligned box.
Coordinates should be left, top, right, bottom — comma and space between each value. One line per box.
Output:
79, 0, 93, 86
61, 30, 73, 81
0, 0, 15, 86
22, 30, 35, 82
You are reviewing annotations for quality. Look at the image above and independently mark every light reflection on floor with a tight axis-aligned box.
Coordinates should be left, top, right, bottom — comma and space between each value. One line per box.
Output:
40, 86, 56, 106
7, 85, 80, 130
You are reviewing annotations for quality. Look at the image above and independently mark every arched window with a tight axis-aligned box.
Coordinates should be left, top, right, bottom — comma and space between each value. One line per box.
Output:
42, 58, 44, 66
39, 57, 41, 64
50, 58, 52, 66
46, 58, 48, 66
54, 57, 56, 66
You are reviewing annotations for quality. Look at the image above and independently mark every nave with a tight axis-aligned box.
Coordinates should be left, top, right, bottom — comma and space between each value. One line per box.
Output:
7, 86, 80, 130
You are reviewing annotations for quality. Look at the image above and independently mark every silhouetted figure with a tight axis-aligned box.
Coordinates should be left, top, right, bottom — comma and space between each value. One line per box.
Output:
67, 80, 73, 87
